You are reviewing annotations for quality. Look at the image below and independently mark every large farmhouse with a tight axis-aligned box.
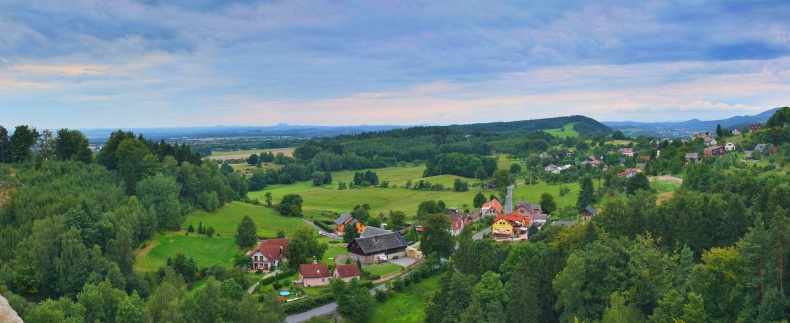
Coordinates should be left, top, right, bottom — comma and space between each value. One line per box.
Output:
347, 231, 408, 264
246, 238, 289, 272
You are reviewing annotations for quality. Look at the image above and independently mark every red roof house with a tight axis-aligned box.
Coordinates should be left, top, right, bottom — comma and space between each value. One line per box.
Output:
481, 199, 502, 216
247, 238, 289, 272
299, 263, 330, 287
332, 264, 362, 282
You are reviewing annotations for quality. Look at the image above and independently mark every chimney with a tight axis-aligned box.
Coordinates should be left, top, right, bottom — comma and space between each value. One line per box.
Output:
505, 185, 514, 214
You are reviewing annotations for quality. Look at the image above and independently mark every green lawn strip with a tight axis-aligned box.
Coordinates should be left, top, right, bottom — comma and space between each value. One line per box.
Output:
321, 240, 349, 265
366, 274, 441, 323
135, 233, 239, 272
544, 122, 581, 138
183, 201, 308, 238
362, 263, 402, 277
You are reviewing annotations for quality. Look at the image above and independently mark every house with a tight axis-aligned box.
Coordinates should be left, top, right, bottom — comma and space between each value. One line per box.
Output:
298, 263, 330, 287
617, 168, 640, 178
347, 232, 408, 264
618, 148, 634, 157
531, 213, 549, 227
359, 226, 392, 238
749, 123, 763, 131
732, 128, 742, 136
334, 213, 366, 235
481, 199, 502, 217
449, 211, 470, 236
515, 202, 542, 216
246, 238, 290, 272
491, 212, 533, 238
754, 144, 777, 156
580, 205, 596, 220
636, 163, 646, 172
703, 146, 726, 156
704, 137, 718, 146
724, 141, 736, 151
332, 264, 362, 282
685, 153, 699, 163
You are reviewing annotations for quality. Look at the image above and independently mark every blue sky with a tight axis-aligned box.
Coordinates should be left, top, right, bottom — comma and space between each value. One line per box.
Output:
2, 0, 790, 129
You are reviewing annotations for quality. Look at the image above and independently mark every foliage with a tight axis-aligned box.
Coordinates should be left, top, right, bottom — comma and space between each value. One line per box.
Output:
332, 278, 375, 321
235, 215, 258, 248
286, 227, 328, 269
420, 213, 454, 259
278, 194, 303, 217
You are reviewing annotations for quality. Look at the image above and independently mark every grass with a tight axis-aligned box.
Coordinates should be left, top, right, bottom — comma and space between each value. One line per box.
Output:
364, 263, 402, 277
135, 233, 239, 272
511, 181, 582, 209
651, 180, 680, 194
544, 123, 581, 138
321, 239, 349, 265
367, 274, 441, 323
210, 147, 295, 157
183, 201, 309, 238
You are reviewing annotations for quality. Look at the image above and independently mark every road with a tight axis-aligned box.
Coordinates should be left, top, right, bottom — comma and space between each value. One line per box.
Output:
284, 283, 389, 323
473, 227, 491, 240
300, 218, 341, 239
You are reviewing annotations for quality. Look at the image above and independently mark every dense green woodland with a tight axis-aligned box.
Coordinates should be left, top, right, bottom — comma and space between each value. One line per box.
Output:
4, 109, 790, 322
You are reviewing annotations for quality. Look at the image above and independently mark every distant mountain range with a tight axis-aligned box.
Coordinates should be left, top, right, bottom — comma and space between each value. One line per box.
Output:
603, 108, 780, 137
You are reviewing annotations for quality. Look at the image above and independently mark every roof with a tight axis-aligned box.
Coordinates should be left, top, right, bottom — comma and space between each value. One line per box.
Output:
299, 263, 329, 278
685, 153, 699, 159
448, 212, 466, 223
359, 226, 393, 238
247, 238, 290, 260
334, 264, 362, 278
493, 212, 533, 227
755, 143, 766, 152
482, 199, 502, 214
348, 232, 407, 255
335, 213, 353, 225
582, 205, 597, 215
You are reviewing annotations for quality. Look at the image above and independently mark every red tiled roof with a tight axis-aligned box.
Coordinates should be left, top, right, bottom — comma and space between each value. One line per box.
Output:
299, 263, 329, 278
247, 238, 290, 261
482, 199, 502, 214
334, 264, 361, 278
494, 212, 533, 227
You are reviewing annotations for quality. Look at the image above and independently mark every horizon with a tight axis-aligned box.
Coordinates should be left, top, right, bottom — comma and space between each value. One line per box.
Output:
2, 1, 790, 129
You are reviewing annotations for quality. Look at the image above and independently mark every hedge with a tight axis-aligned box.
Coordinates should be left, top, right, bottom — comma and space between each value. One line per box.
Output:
261, 270, 296, 286
282, 294, 336, 315
313, 220, 335, 233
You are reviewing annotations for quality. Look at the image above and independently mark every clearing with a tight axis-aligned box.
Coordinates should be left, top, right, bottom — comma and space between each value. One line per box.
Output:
544, 122, 580, 138
208, 147, 295, 161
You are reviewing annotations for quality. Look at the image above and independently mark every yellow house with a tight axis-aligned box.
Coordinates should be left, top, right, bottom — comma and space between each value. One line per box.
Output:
491, 212, 532, 238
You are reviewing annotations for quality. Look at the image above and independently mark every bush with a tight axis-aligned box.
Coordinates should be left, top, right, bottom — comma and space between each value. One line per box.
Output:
273, 282, 282, 289
282, 294, 336, 315
375, 289, 388, 302
313, 220, 334, 233
260, 269, 296, 286
283, 280, 291, 287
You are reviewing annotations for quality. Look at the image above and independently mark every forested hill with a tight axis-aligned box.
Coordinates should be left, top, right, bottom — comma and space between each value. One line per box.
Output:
448, 115, 612, 136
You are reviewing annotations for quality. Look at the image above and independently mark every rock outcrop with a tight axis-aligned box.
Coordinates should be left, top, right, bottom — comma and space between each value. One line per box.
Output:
0, 294, 23, 323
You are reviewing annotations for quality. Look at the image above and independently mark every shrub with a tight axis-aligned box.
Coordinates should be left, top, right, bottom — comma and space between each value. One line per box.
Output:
375, 289, 388, 302
273, 282, 282, 289
282, 294, 335, 315
260, 270, 296, 285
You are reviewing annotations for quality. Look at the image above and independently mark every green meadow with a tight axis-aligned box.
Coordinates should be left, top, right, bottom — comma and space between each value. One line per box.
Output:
135, 233, 238, 272
210, 147, 295, 157
366, 274, 441, 323
544, 122, 581, 138
183, 201, 309, 238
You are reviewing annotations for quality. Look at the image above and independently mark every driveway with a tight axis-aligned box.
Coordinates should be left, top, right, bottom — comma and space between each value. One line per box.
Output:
300, 218, 341, 239
473, 227, 491, 240
388, 256, 418, 267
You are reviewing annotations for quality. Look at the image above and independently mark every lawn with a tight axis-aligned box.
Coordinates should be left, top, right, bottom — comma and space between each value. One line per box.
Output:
363, 263, 402, 277
510, 181, 582, 209
651, 180, 681, 194
134, 233, 239, 272
184, 201, 309, 238
321, 240, 349, 265
367, 274, 441, 323
544, 123, 581, 138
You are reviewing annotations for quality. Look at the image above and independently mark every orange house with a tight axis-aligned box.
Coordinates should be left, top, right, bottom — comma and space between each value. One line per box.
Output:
334, 213, 366, 234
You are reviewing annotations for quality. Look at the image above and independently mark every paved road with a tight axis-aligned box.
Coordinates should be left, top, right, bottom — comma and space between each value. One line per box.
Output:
473, 227, 491, 240
300, 218, 341, 239
285, 283, 389, 323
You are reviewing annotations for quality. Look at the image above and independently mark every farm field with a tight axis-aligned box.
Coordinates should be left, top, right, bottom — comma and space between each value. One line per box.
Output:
544, 122, 581, 138
209, 147, 295, 160
134, 233, 238, 272
184, 201, 309, 238
366, 274, 441, 323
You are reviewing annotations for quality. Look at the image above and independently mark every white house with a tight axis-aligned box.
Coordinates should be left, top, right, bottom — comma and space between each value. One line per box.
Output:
724, 141, 736, 151
247, 238, 289, 272
732, 128, 742, 136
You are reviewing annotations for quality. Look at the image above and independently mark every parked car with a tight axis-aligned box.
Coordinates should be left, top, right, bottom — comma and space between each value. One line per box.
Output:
407, 241, 415, 246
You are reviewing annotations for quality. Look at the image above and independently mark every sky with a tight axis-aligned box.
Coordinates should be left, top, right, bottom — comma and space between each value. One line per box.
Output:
2, 0, 790, 129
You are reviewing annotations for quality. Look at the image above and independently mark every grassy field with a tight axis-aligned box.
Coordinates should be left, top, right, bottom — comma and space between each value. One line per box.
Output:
135, 233, 239, 272
511, 181, 582, 209
366, 274, 440, 323
544, 123, 580, 138
210, 147, 295, 158
651, 180, 681, 194
184, 201, 309, 238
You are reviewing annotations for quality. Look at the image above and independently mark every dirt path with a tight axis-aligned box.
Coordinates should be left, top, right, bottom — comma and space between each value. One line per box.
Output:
649, 175, 683, 184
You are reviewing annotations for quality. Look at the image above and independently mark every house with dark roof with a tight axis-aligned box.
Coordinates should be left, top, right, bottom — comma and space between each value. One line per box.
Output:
750, 123, 763, 131
703, 146, 726, 157
334, 213, 366, 235
359, 226, 392, 238
347, 232, 408, 264
685, 153, 699, 163
246, 238, 290, 272
298, 263, 330, 287
332, 264, 362, 282
580, 205, 596, 220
